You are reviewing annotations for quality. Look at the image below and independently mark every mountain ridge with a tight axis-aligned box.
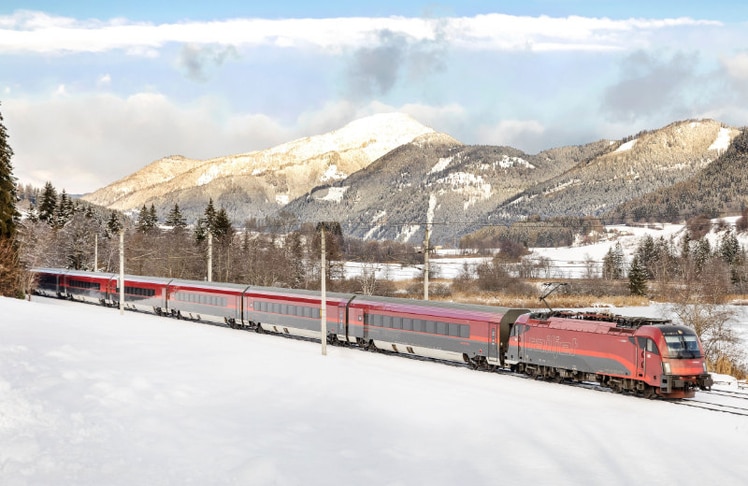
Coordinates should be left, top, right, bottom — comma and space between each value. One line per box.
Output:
82, 113, 743, 245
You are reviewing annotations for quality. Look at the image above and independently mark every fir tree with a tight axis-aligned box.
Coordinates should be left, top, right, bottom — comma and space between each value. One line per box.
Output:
628, 255, 648, 296
54, 189, 74, 228
105, 211, 123, 237
203, 198, 216, 231
602, 242, 625, 280
719, 229, 740, 266
38, 181, 58, 225
212, 208, 233, 240
165, 203, 187, 229
136, 204, 158, 233
0, 103, 19, 239
0, 103, 21, 297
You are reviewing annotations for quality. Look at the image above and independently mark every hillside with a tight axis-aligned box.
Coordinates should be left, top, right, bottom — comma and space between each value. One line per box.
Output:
607, 127, 748, 222
490, 120, 737, 222
81, 114, 741, 246
283, 134, 610, 245
82, 113, 437, 221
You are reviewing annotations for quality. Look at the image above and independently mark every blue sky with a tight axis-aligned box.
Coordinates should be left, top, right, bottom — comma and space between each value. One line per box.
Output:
2, 1, 748, 194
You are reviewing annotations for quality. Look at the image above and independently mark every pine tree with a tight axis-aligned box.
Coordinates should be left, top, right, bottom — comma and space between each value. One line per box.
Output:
719, 229, 740, 266
0, 103, 19, 239
204, 198, 216, 231
54, 189, 74, 228
212, 208, 233, 240
0, 103, 22, 297
165, 203, 186, 229
38, 181, 58, 225
602, 242, 625, 280
148, 204, 158, 229
628, 255, 648, 296
105, 211, 123, 237
136, 204, 158, 233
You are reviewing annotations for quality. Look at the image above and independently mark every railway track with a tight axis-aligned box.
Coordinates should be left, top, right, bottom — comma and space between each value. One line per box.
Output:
674, 391, 748, 417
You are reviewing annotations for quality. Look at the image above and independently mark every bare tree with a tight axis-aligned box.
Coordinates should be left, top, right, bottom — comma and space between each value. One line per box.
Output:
669, 301, 744, 375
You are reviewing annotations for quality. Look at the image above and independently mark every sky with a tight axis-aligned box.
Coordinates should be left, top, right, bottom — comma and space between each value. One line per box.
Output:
2, 1, 748, 194
1, 294, 747, 485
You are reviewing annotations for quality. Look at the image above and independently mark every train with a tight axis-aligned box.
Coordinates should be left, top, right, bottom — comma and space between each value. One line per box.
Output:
31, 267, 714, 399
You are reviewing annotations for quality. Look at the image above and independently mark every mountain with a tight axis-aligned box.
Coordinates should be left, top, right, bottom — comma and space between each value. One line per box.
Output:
83, 114, 742, 246
491, 119, 740, 223
606, 126, 748, 222
82, 113, 437, 221
283, 134, 611, 245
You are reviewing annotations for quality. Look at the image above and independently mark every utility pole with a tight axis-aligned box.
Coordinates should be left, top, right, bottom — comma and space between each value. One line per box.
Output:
320, 224, 327, 356
119, 230, 124, 316
424, 195, 434, 301
207, 232, 213, 282
423, 224, 430, 301
94, 233, 98, 272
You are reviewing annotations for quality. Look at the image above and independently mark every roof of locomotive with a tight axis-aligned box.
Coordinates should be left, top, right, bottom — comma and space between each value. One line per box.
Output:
522, 310, 673, 333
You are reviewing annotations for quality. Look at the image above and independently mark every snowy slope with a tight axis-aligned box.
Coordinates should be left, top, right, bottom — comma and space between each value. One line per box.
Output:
1, 296, 746, 485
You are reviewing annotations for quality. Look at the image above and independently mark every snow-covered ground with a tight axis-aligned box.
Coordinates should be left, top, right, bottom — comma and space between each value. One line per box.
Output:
346, 220, 748, 281
1, 296, 747, 485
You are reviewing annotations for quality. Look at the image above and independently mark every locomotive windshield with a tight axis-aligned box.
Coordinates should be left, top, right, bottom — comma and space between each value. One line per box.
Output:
663, 331, 702, 359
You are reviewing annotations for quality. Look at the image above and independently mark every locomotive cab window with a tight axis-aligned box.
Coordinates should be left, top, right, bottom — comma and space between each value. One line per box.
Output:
636, 337, 659, 355
663, 332, 702, 358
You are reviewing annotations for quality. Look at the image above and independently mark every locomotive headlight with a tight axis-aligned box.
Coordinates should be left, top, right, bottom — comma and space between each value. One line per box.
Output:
663, 362, 671, 374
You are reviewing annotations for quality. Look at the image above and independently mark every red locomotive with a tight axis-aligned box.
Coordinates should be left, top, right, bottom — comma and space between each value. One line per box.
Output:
505, 311, 713, 398
32, 268, 713, 399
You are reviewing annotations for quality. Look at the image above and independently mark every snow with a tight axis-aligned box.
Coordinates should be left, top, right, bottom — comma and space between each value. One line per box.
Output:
497, 154, 534, 169
708, 127, 732, 152
614, 139, 637, 153
429, 157, 453, 174
1, 296, 746, 485
315, 186, 348, 203
319, 164, 347, 182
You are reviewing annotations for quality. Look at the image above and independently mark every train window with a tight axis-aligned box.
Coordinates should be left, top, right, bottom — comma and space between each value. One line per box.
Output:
448, 324, 460, 337
460, 325, 470, 338
637, 337, 660, 355
403, 319, 413, 331
70, 279, 101, 291
425, 321, 436, 334
436, 322, 447, 335
124, 286, 154, 296
413, 319, 424, 332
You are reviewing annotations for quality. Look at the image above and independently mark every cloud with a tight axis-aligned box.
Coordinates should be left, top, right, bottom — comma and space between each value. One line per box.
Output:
0, 11, 717, 55
722, 51, 748, 83
600, 50, 703, 123
177, 44, 239, 81
345, 20, 448, 98
346, 30, 407, 96
5, 93, 292, 193
474, 119, 546, 149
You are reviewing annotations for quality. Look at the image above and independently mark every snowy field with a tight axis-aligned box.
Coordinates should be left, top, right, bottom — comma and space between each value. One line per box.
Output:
347, 221, 748, 281
1, 296, 747, 485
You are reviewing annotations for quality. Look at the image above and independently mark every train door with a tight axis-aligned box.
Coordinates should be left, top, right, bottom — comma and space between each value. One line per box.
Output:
487, 323, 499, 364
636, 337, 659, 383
337, 304, 347, 341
